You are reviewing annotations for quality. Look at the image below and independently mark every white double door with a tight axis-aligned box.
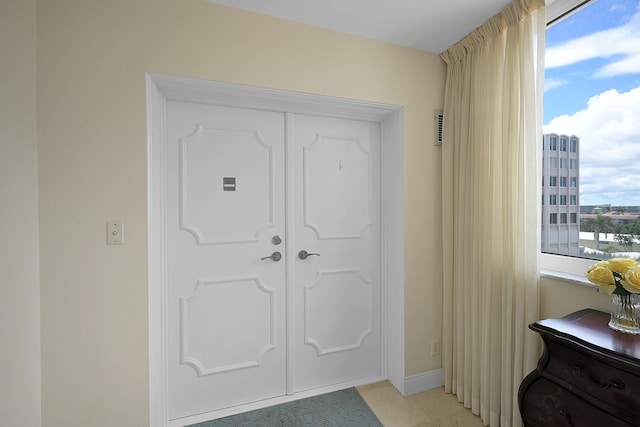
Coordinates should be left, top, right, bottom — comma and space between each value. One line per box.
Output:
165, 101, 381, 421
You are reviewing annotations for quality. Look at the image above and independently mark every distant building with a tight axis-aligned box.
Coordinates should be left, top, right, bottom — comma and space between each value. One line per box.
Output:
542, 133, 580, 255
580, 204, 611, 214
580, 212, 640, 226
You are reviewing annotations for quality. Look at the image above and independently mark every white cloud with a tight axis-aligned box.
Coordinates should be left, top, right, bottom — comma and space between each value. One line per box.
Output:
596, 52, 640, 77
544, 86, 640, 205
544, 77, 568, 91
611, 3, 628, 12
546, 5, 640, 78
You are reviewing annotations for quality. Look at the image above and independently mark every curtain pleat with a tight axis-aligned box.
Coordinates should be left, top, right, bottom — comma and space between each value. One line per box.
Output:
441, 1, 545, 426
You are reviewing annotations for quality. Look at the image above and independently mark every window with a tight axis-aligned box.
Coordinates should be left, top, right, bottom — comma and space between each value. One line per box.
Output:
550, 157, 557, 168
542, 0, 640, 274
550, 194, 557, 205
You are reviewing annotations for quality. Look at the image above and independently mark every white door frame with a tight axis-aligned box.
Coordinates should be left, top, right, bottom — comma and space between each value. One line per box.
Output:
146, 73, 405, 427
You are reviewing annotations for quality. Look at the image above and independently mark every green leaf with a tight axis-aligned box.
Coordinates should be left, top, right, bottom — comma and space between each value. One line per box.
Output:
612, 286, 631, 296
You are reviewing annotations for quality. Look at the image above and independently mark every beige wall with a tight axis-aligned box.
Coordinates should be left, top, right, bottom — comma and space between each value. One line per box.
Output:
540, 277, 611, 319
37, 1, 445, 425
0, 0, 42, 426
6, 1, 619, 425
535, 277, 611, 360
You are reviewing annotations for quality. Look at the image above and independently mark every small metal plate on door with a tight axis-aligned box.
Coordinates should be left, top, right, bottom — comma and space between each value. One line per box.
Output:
223, 177, 236, 191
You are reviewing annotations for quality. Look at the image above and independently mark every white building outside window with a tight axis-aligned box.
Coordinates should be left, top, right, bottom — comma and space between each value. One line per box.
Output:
542, 0, 640, 275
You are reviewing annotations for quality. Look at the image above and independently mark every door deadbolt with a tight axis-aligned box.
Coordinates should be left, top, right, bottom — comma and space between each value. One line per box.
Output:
271, 235, 282, 245
261, 251, 282, 262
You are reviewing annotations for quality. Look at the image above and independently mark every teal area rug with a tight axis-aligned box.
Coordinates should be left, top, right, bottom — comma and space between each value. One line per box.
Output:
188, 387, 383, 427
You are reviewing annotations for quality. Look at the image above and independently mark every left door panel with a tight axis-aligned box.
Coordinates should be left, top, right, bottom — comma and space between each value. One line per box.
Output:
165, 101, 286, 420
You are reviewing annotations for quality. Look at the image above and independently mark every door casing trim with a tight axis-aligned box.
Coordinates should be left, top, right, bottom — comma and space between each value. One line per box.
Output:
146, 73, 405, 426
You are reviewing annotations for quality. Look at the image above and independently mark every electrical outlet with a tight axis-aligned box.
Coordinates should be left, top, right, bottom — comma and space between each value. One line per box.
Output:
430, 339, 441, 356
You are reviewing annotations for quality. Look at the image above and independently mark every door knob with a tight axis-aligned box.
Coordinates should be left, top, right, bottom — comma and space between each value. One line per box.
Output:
298, 250, 320, 260
261, 251, 282, 262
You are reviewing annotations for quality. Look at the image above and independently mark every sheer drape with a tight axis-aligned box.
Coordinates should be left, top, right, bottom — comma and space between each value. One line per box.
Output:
440, 1, 545, 426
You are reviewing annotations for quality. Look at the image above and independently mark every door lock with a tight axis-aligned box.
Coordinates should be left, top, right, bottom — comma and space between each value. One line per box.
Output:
271, 235, 282, 245
261, 251, 282, 262
298, 250, 320, 260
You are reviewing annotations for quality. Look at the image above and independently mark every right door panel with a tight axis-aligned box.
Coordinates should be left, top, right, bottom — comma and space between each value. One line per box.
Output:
290, 114, 382, 392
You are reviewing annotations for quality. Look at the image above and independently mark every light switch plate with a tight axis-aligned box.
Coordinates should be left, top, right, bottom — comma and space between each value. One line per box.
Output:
107, 221, 123, 245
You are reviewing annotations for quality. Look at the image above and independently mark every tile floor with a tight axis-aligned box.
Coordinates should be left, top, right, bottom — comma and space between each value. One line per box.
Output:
357, 381, 485, 427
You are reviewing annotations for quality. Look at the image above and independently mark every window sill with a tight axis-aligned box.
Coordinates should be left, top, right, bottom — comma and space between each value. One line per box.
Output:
540, 268, 598, 289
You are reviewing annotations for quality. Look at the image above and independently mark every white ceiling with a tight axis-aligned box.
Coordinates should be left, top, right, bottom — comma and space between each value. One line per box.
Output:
206, 0, 516, 53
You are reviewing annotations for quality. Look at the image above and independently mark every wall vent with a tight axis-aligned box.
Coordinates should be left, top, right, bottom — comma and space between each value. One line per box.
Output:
434, 110, 443, 146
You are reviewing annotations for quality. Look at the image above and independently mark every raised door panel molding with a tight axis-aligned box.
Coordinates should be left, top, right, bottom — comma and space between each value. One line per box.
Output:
180, 276, 275, 376
303, 269, 373, 355
180, 124, 274, 244
303, 134, 372, 240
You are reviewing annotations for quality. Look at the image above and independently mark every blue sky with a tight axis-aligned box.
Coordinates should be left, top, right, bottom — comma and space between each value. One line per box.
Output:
543, 0, 640, 206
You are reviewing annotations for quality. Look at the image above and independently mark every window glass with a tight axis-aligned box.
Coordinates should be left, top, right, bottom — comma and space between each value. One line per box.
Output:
560, 137, 567, 151
542, 0, 640, 262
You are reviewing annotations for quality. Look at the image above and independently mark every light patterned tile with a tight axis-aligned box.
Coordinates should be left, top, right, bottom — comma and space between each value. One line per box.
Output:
414, 408, 485, 427
357, 381, 393, 393
408, 387, 470, 420
359, 382, 487, 427
358, 382, 432, 427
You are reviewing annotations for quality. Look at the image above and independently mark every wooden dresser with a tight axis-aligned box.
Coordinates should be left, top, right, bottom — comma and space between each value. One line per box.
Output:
518, 309, 640, 427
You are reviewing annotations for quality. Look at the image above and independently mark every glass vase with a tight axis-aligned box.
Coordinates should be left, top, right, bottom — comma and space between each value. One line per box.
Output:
609, 293, 640, 334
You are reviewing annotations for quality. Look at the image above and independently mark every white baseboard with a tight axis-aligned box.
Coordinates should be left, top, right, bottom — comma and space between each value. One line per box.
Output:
402, 369, 443, 396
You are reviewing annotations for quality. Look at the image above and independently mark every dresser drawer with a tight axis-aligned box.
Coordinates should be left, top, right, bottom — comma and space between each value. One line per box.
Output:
521, 378, 632, 427
546, 341, 640, 412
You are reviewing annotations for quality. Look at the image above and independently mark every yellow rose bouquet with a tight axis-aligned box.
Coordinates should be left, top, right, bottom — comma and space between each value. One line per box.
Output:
586, 257, 640, 295
587, 257, 640, 334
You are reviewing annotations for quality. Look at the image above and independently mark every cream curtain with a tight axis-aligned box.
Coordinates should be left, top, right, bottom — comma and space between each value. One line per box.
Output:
440, 1, 545, 426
